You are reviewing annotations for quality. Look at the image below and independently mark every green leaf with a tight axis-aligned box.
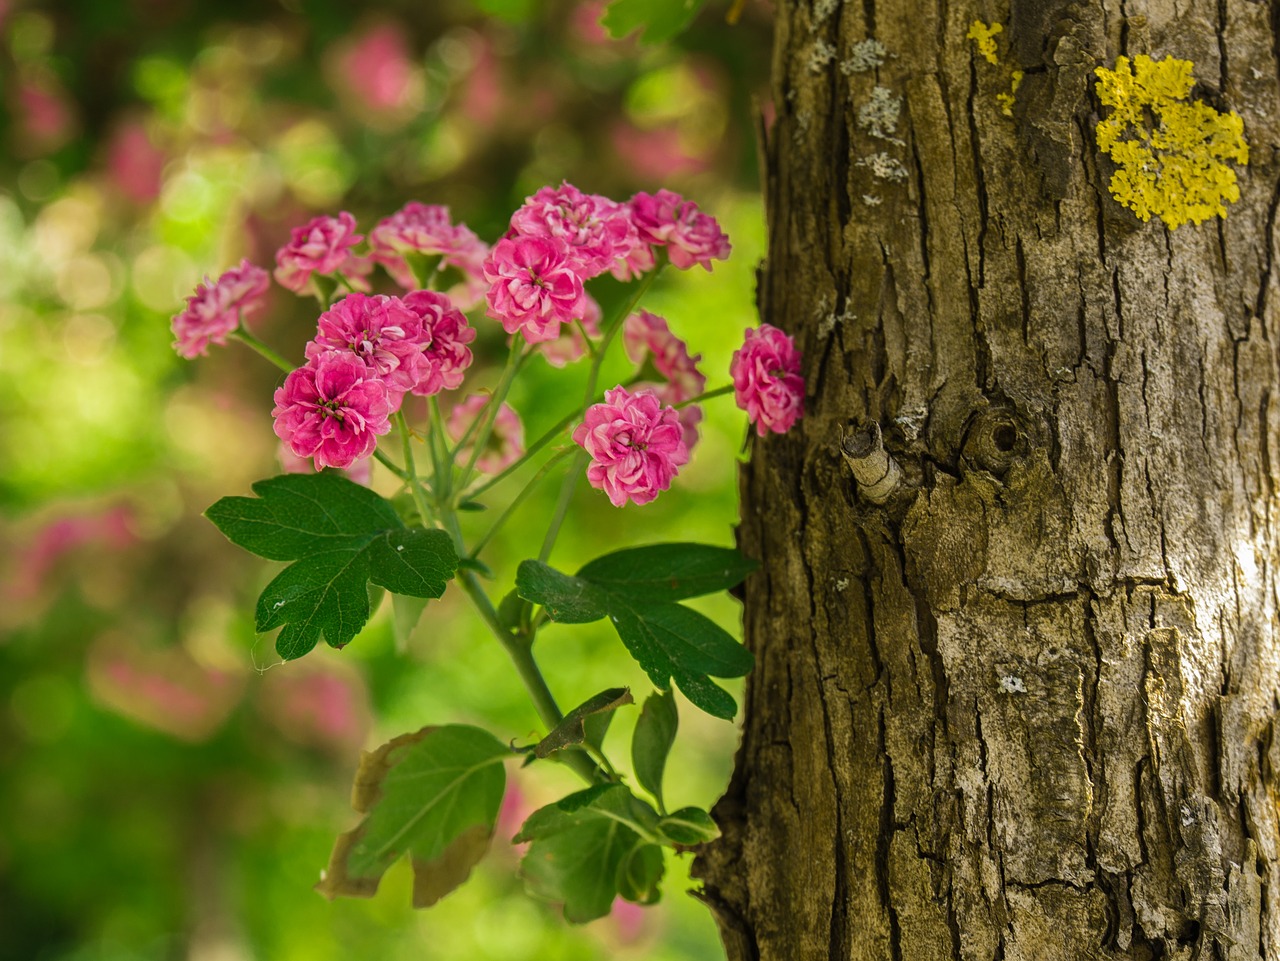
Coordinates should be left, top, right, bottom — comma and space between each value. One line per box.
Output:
516, 560, 608, 623
517, 547, 756, 719
317, 725, 509, 908
515, 784, 664, 922
601, 0, 706, 44
536, 688, 633, 758
656, 807, 720, 846
632, 690, 678, 809
391, 593, 429, 651
577, 543, 757, 603
609, 600, 752, 719
496, 589, 531, 635
617, 843, 664, 904
206, 474, 458, 660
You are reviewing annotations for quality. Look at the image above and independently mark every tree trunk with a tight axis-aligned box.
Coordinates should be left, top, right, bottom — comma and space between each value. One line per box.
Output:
695, 1, 1280, 959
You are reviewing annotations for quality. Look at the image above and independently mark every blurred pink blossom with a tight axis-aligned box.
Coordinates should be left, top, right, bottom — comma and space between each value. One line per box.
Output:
257, 662, 371, 752
610, 122, 712, 182
6, 506, 137, 602
104, 119, 166, 205
447, 394, 525, 475
538, 292, 601, 368
12, 76, 76, 155
171, 260, 270, 359
332, 23, 421, 118
86, 636, 242, 743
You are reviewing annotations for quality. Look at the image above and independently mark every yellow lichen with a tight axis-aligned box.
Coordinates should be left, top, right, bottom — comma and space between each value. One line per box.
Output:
1094, 54, 1249, 229
967, 20, 1002, 65
997, 69, 1023, 117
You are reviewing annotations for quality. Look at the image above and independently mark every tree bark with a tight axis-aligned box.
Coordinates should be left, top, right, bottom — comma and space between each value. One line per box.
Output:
695, 1, 1280, 959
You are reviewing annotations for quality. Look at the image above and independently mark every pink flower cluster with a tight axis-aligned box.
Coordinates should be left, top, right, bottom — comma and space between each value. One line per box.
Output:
171, 259, 270, 358
731, 324, 804, 436
369, 202, 489, 309
485, 183, 731, 345
623, 310, 705, 450
274, 212, 371, 295
573, 386, 689, 507
276, 292, 474, 469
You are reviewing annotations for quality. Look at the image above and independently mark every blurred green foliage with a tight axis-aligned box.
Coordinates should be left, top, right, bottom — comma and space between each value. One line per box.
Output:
0, 1, 771, 958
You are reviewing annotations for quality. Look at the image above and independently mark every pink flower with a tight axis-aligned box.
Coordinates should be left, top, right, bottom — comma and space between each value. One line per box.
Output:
573, 386, 689, 507
305, 293, 425, 407
369, 202, 489, 308
272, 350, 392, 470
538, 293, 601, 368
333, 23, 420, 116
483, 235, 587, 343
171, 259, 270, 359
623, 311, 705, 400
274, 212, 366, 294
508, 183, 640, 278
623, 311, 706, 450
628, 189, 730, 271
731, 324, 804, 436
402, 290, 476, 395
105, 119, 166, 205
447, 394, 525, 475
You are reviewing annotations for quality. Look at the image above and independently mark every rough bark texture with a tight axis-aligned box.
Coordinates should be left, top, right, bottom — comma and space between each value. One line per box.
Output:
695, 0, 1280, 958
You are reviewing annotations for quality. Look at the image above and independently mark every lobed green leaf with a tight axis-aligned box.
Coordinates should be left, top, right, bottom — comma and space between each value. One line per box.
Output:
317, 725, 510, 908
206, 474, 458, 660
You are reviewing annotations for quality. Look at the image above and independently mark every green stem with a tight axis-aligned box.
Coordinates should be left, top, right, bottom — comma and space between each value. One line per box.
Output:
538, 451, 585, 564
454, 569, 600, 784
230, 327, 292, 373
426, 398, 451, 502
468, 447, 575, 559
675, 383, 735, 409
455, 341, 524, 492
396, 411, 434, 527
462, 410, 578, 499
372, 448, 408, 481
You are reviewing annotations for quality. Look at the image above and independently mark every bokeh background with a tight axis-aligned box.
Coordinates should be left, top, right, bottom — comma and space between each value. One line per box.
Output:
0, 2, 771, 958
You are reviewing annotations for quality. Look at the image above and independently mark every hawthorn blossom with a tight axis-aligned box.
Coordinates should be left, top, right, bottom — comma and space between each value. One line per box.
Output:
171, 259, 270, 358
369, 202, 489, 308
274, 211, 367, 294
483, 235, 586, 343
508, 183, 639, 278
628, 189, 730, 271
447, 394, 525, 475
402, 289, 476, 395
573, 386, 689, 507
731, 324, 804, 436
623, 310, 706, 450
538, 293, 601, 368
272, 350, 392, 470
305, 293, 426, 405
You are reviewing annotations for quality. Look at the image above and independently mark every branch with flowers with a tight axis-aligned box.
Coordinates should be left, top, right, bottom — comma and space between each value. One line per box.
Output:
172, 183, 804, 922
